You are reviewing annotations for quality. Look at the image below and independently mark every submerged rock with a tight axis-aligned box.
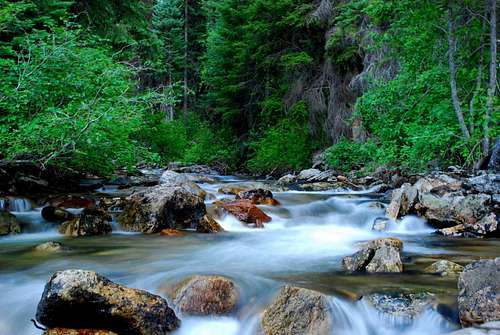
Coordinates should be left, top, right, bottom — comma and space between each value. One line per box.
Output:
0, 212, 22, 235
35, 241, 64, 253
164, 275, 239, 315
59, 209, 112, 237
364, 292, 436, 319
372, 218, 389, 231
261, 286, 333, 335
36, 269, 180, 334
424, 260, 464, 276
342, 238, 403, 273
222, 199, 272, 228
458, 258, 500, 326
118, 184, 207, 233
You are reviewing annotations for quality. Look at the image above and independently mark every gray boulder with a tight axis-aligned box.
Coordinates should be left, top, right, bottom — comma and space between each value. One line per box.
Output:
458, 258, 500, 326
342, 238, 403, 273
261, 286, 333, 335
59, 209, 112, 237
424, 260, 464, 276
36, 270, 180, 335
0, 212, 22, 235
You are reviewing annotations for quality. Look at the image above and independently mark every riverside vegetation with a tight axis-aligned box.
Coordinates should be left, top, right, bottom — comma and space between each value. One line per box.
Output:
0, 1, 499, 335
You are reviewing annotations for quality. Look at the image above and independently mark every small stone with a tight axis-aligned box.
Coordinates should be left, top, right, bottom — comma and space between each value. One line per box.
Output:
372, 218, 389, 231
35, 242, 64, 253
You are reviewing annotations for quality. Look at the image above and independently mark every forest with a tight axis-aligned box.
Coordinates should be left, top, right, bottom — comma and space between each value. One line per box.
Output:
0, 0, 498, 175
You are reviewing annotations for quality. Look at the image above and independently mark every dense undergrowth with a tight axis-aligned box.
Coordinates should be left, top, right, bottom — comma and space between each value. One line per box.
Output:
0, 0, 497, 175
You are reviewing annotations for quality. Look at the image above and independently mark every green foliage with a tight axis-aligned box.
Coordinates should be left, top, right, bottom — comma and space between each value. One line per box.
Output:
325, 138, 379, 172
247, 101, 316, 174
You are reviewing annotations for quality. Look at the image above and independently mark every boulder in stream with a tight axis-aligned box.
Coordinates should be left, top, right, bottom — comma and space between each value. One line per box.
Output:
58, 208, 112, 237
196, 215, 224, 233
41, 206, 75, 222
446, 321, 500, 334
458, 258, 500, 326
0, 211, 22, 235
261, 285, 333, 335
163, 275, 239, 315
364, 292, 437, 320
117, 184, 207, 233
342, 238, 403, 273
35, 241, 64, 253
36, 269, 180, 335
222, 199, 272, 228
236, 188, 280, 206
159, 170, 206, 199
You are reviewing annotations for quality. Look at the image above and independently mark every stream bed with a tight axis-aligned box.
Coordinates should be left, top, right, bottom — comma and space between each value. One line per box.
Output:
1, 175, 499, 335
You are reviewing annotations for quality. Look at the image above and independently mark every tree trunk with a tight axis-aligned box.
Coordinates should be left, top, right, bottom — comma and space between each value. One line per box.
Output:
484, 0, 497, 156
469, 11, 487, 135
447, 5, 471, 140
183, 0, 189, 124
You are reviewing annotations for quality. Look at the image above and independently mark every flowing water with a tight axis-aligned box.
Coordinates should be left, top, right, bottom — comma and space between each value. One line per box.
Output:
1, 175, 499, 335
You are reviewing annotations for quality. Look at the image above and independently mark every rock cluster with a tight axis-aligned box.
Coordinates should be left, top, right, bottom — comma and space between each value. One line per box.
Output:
342, 238, 403, 273
387, 173, 499, 237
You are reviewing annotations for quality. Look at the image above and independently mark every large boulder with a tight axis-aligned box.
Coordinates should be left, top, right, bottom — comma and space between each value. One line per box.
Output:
36, 270, 180, 335
342, 238, 403, 273
159, 170, 206, 199
424, 260, 464, 276
222, 199, 272, 228
0, 211, 22, 235
417, 193, 491, 226
261, 286, 333, 335
458, 258, 500, 326
163, 275, 239, 315
465, 174, 500, 195
58, 209, 112, 237
117, 184, 207, 233
386, 183, 418, 219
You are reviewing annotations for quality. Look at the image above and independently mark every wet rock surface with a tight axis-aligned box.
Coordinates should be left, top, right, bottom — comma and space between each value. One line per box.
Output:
44, 329, 118, 335
118, 184, 207, 233
222, 199, 272, 228
458, 258, 500, 326
36, 269, 180, 335
0, 211, 22, 235
236, 188, 280, 206
164, 275, 239, 315
364, 292, 437, 319
35, 241, 64, 252
446, 321, 500, 334
59, 208, 112, 237
261, 285, 333, 335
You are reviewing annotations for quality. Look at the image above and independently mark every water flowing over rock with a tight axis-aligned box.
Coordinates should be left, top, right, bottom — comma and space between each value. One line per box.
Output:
261, 285, 333, 335
446, 321, 500, 334
36, 269, 180, 335
424, 260, 464, 276
163, 275, 239, 315
196, 215, 224, 233
0, 211, 22, 235
118, 184, 207, 233
222, 199, 272, 228
458, 258, 500, 327
342, 238, 403, 273
58, 208, 112, 237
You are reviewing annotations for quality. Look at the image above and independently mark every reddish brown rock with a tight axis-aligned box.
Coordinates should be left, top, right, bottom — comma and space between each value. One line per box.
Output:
45, 329, 117, 335
160, 229, 186, 237
163, 275, 239, 315
222, 199, 272, 228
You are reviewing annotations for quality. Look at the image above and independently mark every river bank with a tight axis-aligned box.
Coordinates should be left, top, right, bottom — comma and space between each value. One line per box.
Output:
0, 161, 498, 334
